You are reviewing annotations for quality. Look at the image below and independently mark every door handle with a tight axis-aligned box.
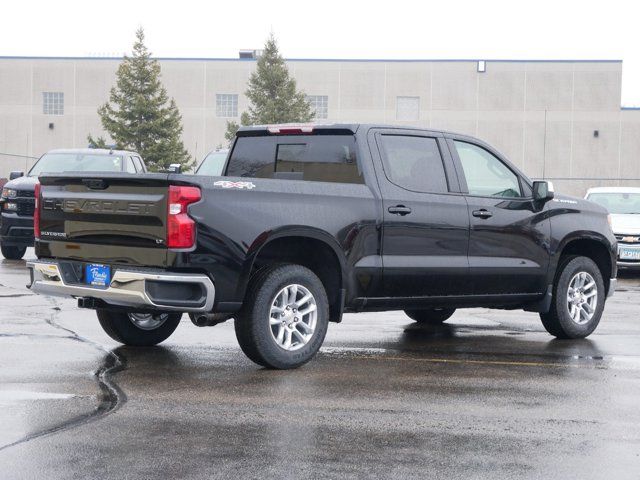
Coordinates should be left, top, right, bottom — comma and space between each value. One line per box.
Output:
472, 209, 493, 219
388, 205, 412, 216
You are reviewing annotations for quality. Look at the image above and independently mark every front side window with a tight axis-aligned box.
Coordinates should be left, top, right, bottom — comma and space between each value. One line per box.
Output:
378, 135, 448, 193
43, 92, 64, 115
226, 135, 362, 184
454, 141, 522, 198
216, 94, 238, 117
307, 95, 329, 119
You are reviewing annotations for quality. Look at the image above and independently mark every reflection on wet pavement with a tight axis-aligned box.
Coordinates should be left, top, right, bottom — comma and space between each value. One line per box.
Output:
1, 251, 639, 478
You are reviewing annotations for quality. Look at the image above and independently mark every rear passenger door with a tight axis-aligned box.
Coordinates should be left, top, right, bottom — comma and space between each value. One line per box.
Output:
370, 129, 470, 299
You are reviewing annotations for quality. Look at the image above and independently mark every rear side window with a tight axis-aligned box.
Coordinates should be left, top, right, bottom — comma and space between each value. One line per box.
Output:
378, 135, 448, 193
226, 135, 363, 184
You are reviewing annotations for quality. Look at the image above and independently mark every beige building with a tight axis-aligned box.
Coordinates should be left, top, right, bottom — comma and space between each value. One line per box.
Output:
0, 56, 638, 195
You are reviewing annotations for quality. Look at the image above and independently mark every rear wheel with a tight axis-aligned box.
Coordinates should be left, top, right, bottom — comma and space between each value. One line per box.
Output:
1, 244, 26, 260
405, 307, 456, 324
96, 309, 182, 346
234, 264, 329, 369
540, 255, 605, 339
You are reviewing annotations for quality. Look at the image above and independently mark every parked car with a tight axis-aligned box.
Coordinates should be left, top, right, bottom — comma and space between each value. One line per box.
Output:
27, 124, 617, 369
195, 149, 228, 176
585, 187, 640, 269
0, 148, 146, 260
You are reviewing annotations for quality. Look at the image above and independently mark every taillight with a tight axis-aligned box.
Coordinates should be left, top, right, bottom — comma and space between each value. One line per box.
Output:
167, 185, 201, 249
33, 183, 41, 239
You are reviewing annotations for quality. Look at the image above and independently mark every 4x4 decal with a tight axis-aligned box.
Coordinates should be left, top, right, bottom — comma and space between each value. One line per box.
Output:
213, 180, 256, 190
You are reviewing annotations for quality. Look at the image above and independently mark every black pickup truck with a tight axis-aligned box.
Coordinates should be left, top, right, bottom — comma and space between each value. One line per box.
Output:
28, 124, 617, 369
1, 148, 146, 260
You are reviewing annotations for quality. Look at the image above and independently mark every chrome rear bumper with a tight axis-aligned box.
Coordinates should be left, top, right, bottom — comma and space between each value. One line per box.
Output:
27, 260, 215, 312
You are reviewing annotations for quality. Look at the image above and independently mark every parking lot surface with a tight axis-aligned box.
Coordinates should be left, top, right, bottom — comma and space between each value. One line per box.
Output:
1, 251, 639, 479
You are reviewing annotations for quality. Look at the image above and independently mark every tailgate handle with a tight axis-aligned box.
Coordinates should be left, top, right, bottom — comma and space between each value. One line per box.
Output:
82, 179, 108, 190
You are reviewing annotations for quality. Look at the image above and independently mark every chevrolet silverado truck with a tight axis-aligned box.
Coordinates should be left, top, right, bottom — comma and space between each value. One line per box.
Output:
1, 148, 146, 260
27, 124, 617, 369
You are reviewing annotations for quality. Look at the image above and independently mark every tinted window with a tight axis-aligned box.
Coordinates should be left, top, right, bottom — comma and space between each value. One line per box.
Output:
378, 135, 448, 193
226, 135, 362, 184
29, 153, 123, 176
454, 141, 522, 198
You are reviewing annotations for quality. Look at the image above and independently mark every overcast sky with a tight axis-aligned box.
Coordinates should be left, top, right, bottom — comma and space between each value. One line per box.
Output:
2, 0, 639, 106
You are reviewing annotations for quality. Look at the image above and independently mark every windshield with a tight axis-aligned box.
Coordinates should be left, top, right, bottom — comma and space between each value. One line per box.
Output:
29, 153, 123, 176
195, 151, 228, 176
587, 192, 640, 214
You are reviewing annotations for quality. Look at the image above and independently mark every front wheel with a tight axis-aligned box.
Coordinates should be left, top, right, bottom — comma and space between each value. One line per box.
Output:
540, 256, 605, 339
405, 307, 456, 324
234, 264, 329, 369
96, 309, 182, 346
1, 244, 26, 260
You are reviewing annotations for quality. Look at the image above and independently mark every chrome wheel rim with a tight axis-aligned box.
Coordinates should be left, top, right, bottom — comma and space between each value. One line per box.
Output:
128, 313, 168, 331
269, 284, 317, 351
566, 272, 598, 325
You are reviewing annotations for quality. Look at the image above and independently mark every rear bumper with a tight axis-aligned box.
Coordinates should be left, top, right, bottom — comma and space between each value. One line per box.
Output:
27, 260, 215, 313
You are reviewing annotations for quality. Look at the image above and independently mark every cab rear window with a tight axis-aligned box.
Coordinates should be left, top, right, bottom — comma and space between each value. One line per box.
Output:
225, 135, 363, 184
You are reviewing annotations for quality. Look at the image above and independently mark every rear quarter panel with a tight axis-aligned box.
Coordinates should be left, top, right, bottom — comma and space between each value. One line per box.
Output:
169, 174, 382, 307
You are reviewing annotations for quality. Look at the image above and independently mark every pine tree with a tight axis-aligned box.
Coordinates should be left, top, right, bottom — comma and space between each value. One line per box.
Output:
88, 28, 192, 171
225, 34, 314, 143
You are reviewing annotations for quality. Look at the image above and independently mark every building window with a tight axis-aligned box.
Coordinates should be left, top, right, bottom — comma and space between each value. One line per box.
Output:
43, 92, 64, 115
396, 96, 420, 121
307, 95, 329, 119
216, 94, 238, 117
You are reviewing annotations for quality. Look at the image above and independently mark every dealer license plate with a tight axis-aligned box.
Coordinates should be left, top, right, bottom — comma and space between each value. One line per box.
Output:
85, 263, 111, 287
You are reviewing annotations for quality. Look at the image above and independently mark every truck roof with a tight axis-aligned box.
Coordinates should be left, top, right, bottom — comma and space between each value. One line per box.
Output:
45, 148, 139, 156
237, 123, 462, 137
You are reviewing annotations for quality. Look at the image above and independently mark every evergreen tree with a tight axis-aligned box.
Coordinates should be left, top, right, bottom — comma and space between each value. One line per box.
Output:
88, 28, 192, 171
225, 34, 314, 143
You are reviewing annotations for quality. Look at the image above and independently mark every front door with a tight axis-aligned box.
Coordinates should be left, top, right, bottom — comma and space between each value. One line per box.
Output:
369, 130, 470, 299
448, 138, 551, 295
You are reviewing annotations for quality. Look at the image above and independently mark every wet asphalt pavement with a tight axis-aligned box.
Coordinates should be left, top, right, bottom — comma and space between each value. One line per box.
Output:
1, 251, 639, 479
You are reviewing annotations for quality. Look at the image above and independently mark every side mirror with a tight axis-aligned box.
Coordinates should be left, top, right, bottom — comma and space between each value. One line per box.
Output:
533, 180, 554, 202
167, 163, 181, 173
9, 171, 24, 180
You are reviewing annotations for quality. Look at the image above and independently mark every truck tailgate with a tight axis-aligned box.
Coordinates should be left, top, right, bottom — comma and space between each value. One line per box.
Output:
37, 173, 172, 267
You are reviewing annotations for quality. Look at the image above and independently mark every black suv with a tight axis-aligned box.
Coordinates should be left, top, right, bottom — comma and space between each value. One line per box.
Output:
1, 148, 146, 259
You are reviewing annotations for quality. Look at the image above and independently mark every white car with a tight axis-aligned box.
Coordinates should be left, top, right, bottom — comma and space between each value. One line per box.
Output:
585, 187, 640, 269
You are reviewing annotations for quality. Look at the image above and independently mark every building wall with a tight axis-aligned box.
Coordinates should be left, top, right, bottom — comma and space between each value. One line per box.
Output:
0, 57, 638, 196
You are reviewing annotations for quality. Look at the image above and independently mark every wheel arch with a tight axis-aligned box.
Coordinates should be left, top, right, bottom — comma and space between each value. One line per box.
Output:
239, 227, 348, 323
554, 234, 614, 295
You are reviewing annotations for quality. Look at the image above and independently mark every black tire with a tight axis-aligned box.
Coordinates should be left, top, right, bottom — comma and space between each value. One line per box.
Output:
405, 307, 456, 324
234, 264, 329, 369
96, 309, 182, 346
1, 244, 26, 260
540, 255, 605, 339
